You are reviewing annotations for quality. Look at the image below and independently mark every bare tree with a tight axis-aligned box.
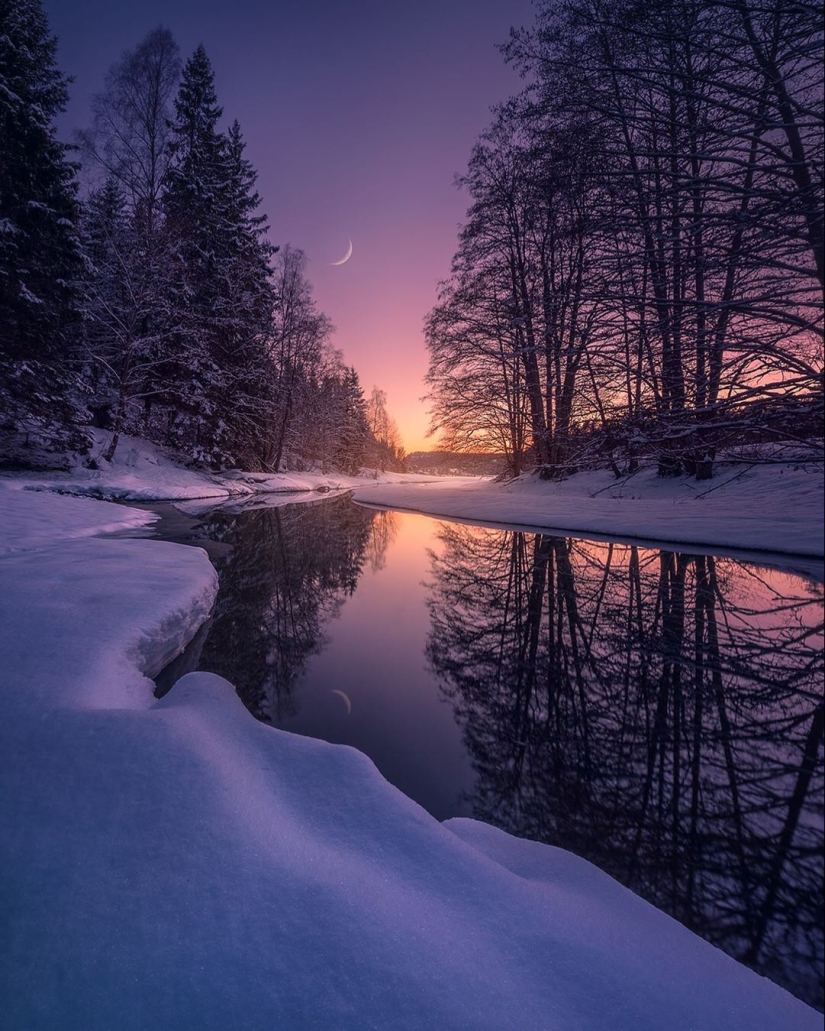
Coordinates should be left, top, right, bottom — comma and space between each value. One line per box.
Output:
426, 257, 531, 472
366, 386, 403, 469
77, 27, 181, 238
727, 0, 824, 292
264, 245, 333, 470
427, 0, 825, 479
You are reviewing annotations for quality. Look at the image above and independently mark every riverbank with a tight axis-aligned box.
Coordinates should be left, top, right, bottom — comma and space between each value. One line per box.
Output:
1, 428, 446, 503
8, 430, 821, 562
0, 484, 820, 1028
353, 459, 825, 561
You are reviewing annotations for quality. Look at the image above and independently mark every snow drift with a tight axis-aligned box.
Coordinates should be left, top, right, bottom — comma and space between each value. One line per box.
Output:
0, 485, 819, 1030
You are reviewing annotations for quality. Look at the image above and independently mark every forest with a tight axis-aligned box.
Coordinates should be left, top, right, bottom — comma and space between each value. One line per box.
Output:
426, 0, 823, 478
2, 0, 822, 482
0, 3, 404, 473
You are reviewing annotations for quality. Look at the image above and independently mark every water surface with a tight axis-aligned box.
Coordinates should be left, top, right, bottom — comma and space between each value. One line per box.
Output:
158, 495, 824, 1009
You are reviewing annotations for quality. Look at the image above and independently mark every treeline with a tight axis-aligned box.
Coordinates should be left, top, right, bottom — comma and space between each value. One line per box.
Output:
405, 451, 506, 476
0, 2, 403, 472
426, 0, 823, 479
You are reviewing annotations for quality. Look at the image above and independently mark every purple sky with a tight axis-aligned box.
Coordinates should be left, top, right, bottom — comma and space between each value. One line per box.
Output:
45, 0, 536, 451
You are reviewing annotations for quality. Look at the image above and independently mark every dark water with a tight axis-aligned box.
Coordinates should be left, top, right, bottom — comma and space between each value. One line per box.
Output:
157, 495, 824, 1010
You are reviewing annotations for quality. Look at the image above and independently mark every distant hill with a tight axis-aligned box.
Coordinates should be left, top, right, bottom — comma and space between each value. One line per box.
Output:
404, 451, 506, 476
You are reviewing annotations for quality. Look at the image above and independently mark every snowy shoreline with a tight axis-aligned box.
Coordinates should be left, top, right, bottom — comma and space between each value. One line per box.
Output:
3, 433, 820, 1022
352, 460, 824, 564
0, 429, 442, 506
1, 462, 822, 1027
356, 498, 825, 584
5, 431, 823, 565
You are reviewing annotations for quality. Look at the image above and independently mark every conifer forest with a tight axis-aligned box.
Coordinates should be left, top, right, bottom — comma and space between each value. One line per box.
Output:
1, 6, 404, 473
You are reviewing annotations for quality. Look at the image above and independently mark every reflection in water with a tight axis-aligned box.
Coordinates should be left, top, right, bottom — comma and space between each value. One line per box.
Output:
162, 499, 822, 1009
425, 526, 824, 1009
196, 497, 397, 722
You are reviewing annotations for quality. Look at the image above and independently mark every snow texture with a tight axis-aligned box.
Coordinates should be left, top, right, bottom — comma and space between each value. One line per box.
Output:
0, 483, 156, 556
3, 428, 438, 503
0, 483, 820, 1028
353, 461, 824, 560
15, 429, 822, 565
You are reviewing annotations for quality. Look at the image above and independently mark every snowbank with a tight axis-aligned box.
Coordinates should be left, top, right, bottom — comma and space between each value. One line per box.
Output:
353, 461, 824, 559
1, 489, 819, 1028
3, 428, 441, 503
6, 430, 821, 564
0, 482, 157, 556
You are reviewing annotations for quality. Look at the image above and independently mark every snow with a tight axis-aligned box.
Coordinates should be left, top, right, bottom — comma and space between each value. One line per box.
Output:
3, 428, 438, 503
0, 483, 820, 1027
15, 427, 819, 563
0, 482, 156, 556
353, 461, 825, 560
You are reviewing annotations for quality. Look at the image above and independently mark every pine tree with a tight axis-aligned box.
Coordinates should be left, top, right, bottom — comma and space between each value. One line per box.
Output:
0, 0, 89, 467
158, 45, 224, 459
160, 46, 275, 466
213, 120, 277, 466
337, 366, 370, 473
0, 0, 81, 357
80, 176, 167, 461
319, 364, 369, 474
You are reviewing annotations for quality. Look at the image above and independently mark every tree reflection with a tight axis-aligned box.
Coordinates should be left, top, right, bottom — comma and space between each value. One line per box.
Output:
196, 498, 396, 722
426, 527, 824, 1009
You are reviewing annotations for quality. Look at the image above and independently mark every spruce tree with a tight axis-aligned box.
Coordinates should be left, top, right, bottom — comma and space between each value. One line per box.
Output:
311, 363, 369, 474
80, 176, 162, 461
336, 366, 370, 473
161, 46, 275, 467
159, 45, 224, 460
0, 0, 88, 466
217, 120, 277, 466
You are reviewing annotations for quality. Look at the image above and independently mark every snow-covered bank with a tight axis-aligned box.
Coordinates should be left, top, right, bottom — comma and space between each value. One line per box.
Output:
2, 429, 443, 503
8, 430, 821, 563
1, 488, 819, 1028
353, 461, 825, 560
0, 485, 157, 557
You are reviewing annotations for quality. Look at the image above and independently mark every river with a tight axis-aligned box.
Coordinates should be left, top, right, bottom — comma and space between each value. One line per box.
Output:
149, 494, 824, 1010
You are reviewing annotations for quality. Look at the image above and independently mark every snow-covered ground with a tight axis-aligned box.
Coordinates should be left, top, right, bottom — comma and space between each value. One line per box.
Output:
1, 475, 820, 1027
1, 428, 441, 503
7, 430, 821, 563
0, 485, 156, 557
353, 460, 824, 561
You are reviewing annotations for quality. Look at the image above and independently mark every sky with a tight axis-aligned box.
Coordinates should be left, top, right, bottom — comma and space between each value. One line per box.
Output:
44, 0, 537, 453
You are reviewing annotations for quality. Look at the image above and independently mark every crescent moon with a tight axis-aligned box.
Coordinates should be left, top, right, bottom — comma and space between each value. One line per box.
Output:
330, 239, 353, 266
330, 689, 352, 715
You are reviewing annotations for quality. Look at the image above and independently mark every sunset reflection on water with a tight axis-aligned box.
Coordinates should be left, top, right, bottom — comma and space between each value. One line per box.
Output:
177, 499, 823, 1009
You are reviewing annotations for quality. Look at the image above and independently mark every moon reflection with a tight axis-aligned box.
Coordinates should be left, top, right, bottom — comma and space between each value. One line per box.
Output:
330, 689, 352, 715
